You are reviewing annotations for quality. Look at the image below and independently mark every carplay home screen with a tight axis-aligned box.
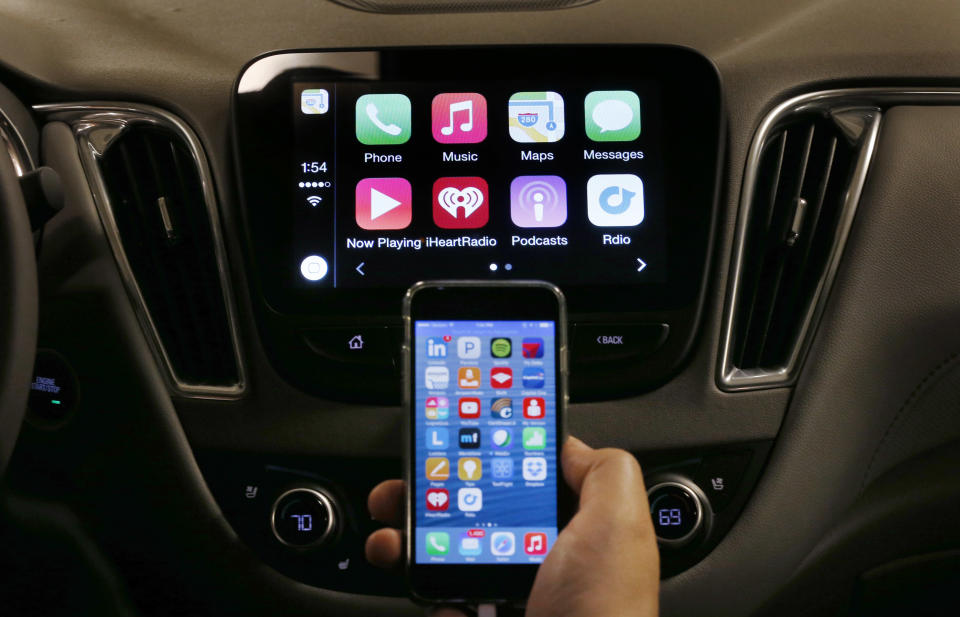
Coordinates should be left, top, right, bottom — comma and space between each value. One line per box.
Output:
413, 320, 558, 565
292, 82, 666, 290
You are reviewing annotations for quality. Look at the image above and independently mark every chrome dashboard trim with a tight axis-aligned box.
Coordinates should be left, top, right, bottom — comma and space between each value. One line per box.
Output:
719, 88, 960, 391
33, 102, 247, 400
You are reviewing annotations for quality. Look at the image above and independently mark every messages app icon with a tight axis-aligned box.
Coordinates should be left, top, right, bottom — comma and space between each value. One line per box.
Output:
585, 91, 641, 142
355, 94, 411, 145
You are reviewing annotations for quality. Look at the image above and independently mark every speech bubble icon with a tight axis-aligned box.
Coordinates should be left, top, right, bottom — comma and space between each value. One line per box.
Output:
593, 99, 634, 133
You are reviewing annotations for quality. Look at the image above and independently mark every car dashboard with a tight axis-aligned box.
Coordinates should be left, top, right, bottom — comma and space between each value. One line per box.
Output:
1, 1, 959, 616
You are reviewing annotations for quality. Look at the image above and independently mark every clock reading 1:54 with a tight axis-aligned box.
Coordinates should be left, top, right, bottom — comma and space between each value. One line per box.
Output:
300, 161, 328, 174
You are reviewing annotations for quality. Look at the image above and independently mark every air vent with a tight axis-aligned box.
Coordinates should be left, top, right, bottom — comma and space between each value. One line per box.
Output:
720, 98, 881, 390
39, 104, 245, 398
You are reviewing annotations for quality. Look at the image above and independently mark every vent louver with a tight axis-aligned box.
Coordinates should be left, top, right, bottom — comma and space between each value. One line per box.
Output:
41, 104, 244, 398
720, 99, 881, 390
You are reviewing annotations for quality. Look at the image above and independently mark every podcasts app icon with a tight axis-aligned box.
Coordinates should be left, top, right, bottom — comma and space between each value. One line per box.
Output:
432, 177, 489, 229
511, 176, 567, 228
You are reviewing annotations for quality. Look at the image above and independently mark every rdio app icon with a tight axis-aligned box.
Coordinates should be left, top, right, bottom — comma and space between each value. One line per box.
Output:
587, 174, 645, 227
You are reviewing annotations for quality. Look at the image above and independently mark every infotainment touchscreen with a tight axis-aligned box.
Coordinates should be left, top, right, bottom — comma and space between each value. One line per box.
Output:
292, 80, 666, 290
234, 47, 722, 315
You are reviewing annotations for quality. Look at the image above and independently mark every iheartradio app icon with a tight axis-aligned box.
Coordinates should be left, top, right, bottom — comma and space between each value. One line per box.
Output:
433, 177, 489, 229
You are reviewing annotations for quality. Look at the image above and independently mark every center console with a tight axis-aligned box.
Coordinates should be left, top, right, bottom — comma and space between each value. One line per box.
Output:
233, 46, 722, 402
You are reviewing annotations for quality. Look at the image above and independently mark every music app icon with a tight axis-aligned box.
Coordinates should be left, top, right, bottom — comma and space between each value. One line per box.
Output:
524, 532, 548, 556
432, 93, 487, 144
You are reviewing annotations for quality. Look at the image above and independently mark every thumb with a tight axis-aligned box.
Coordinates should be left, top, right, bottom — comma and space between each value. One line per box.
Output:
561, 436, 647, 512
561, 435, 596, 494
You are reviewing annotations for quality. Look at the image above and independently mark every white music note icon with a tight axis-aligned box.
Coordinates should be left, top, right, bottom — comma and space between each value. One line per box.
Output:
441, 100, 473, 136
433, 93, 487, 144
524, 532, 546, 555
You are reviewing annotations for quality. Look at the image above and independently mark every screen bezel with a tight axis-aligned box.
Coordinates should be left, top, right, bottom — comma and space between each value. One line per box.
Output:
403, 281, 569, 602
233, 45, 723, 318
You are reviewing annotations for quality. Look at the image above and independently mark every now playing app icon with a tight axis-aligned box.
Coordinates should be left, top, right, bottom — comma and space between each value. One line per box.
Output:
356, 177, 412, 230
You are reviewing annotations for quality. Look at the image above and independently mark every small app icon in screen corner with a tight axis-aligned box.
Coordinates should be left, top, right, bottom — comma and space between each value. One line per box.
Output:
300, 89, 329, 115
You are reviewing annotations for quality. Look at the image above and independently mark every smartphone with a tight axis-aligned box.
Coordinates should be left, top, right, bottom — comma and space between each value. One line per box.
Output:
402, 280, 569, 604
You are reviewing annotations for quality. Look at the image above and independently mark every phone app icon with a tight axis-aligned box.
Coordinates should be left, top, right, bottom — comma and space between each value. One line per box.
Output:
522, 367, 545, 389
587, 174, 645, 227
425, 457, 450, 481
490, 337, 512, 358
457, 336, 482, 359
458, 367, 481, 389
521, 337, 544, 358
523, 397, 546, 419
458, 457, 482, 481
426, 531, 450, 556
425, 366, 450, 390
458, 397, 481, 419
490, 531, 516, 556
510, 176, 567, 228
524, 532, 548, 555
425, 396, 449, 420
490, 367, 513, 389
491, 457, 514, 479
458, 487, 483, 512
490, 397, 514, 419
300, 89, 329, 115
458, 427, 481, 449
432, 93, 487, 144
426, 337, 448, 358
427, 428, 449, 449
523, 427, 547, 450
522, 456, 548, 481
491, 428, 512, 449
509, 92, 565, 143
433, 177, 489, 229
355, 93, 411, 145
459, 530, 484, 556
585, 90, 641, 142
426, 488, 449, 511
355, 178, 412, 230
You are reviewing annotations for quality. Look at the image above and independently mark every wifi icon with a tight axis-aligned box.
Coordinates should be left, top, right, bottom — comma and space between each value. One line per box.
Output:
306, 195, 322, 207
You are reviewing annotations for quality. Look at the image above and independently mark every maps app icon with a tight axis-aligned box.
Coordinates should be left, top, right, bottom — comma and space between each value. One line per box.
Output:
509, 92, 565, 143
301, 89, 329, 115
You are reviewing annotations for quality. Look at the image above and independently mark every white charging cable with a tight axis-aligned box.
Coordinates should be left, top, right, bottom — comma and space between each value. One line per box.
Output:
476, 603, 497, 617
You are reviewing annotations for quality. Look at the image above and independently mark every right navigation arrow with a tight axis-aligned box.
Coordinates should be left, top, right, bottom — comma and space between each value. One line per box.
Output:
636, 258, 647, 273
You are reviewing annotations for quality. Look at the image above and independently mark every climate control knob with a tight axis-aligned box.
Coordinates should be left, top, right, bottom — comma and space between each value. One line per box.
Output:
646, 478, 711, 548
270, 488, 339, 549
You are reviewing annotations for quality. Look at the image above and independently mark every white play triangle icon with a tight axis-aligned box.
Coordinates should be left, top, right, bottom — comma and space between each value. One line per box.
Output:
370, 188, 402, 220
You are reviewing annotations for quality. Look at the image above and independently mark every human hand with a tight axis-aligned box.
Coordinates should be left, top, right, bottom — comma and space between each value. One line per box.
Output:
366, 437, 659, 617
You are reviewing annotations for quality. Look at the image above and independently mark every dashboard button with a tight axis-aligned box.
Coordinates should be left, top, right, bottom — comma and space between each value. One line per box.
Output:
271, 488, 337, 549
27, 350, 79, 423
302, 326, 401, 368
693, 452, 751, 512
572, 322, 669, 364
647, 481, 704, 547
